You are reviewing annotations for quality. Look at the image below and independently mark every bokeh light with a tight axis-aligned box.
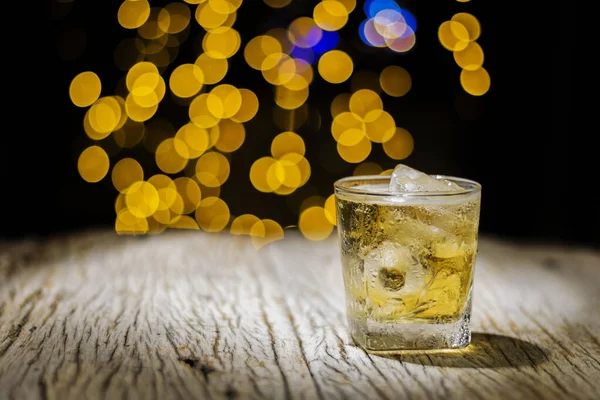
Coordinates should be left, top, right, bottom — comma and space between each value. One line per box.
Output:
156, 138, 188, 173
69, 0, 489, 243
250, 219, 285, 249
175, 123, 210, 159
195, 53, 228, 84
70, 72, 102, 107
112, 158, 144, 193
195, 197, 230, 232
313, 1, 349, 32
86, 97, 123, 139
203, 27, 241, 59
380, 66, 411, 97
160, 3, 191, 34
126, 181, 160, 218
231, 214, 261, 235
78, 146, 110, 183
324, 194, 336, 225
382, 127, 414, 159
451, 12, 481, 41
453, 42, 484, 71
195, 2, 228, 29
116, 209, 149, 235
460, 67, 491, 96
212, 119, 245, 153
360, 2, 417, 53
195, 151, 230, 187
337, 136, 372, 163
318, 50, 353, 84
169, 63, 204, 98
118, 0, 151, 30
231, 89, 259, 122
438, 21, 469, 51
299, 206, 334, 241
288, 17, 322, 49
271, 131, 305, 158
438, 12, 490, 96
263, 0, 292, 8
188, 94, 217, 128
353, 161, 383, 176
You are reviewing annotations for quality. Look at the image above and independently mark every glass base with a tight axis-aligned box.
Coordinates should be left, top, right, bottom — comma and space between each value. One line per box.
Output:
350, 305, 472, 353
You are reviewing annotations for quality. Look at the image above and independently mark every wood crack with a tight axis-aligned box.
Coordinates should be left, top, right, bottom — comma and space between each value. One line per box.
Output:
282, 299, 324, 400
0, 289, 42, 358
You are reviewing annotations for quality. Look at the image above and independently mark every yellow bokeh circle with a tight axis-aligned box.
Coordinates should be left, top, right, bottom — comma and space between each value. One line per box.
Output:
324, 194, 336, 225
125, 181, 160, 218
88, 97, 122, 137
231, 89, 259, 123
230, 214, 261, 235
70, 71, 102, 107
337, 136, 372, 163
271, 131, 305, 158
299, 206, 334, 241
175, 123, 210, 159
203, 27, 241, 59
451, 12, 481, 42
112, 158, 144, 193
118, 0, 151, 30
453, 42, 484, 71
189, 93, 221, 128
169, 63, 204, 98
207, 84, 242, 119
156, 138, 188, 173
244, 35, 283, 71
195, 53, 228, 85
364, 110, 396, 143
318, 50, 353, 84
382, 127, 414, 160
250, 219, 285, 249
275, 86, 309, 110
460, 67, 491, 96
332, 112, 365, 146
213, 119, 245, 153
174, 177, 202, 214
438, 21, 469, 51
380, 66, 412, 97
195, 197, 230, 232
78, 146, 110, 183
313, 1, 349, 32
349, 89, 383, 119
250, 157, 278, 193
115, 209, 149, 235
195, 151, 230, 187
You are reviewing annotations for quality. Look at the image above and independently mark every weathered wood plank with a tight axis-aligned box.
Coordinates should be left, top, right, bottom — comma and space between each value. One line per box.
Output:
0, 231, 598, 400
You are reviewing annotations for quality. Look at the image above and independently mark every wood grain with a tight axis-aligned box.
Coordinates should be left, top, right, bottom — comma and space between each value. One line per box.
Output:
0, 231, 599, 400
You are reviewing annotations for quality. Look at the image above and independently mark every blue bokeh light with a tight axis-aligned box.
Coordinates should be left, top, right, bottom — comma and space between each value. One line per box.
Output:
400, 9, 417, 32
291, 46, 316, 64
312, 30, 339, 55
364, 0, 401, 18
364, 0, 417, 33
358, 19, 370, 46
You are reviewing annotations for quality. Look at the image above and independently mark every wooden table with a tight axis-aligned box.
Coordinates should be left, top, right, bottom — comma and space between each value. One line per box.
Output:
1, 231, 599, 399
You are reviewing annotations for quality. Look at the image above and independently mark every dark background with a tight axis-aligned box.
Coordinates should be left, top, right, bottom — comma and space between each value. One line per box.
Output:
2, 1, 593, 245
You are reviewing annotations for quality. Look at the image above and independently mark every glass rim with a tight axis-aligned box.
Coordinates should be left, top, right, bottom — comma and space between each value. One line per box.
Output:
334, 174, 482, 198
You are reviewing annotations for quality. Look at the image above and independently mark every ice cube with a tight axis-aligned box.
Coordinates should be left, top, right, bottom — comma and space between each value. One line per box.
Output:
364, 241, 428, 299
389, 164, 464, 193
